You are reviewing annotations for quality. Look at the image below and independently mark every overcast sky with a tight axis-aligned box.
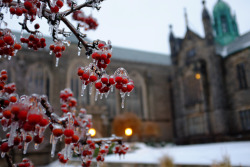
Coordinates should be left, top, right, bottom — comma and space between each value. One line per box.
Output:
4, 0, 250, 55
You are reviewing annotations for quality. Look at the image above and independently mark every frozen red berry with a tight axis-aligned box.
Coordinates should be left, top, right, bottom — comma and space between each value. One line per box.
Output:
0, 142, 10, 152
27, 114, 42, 125
53, 128, 63, 137
64, 129, 74, 137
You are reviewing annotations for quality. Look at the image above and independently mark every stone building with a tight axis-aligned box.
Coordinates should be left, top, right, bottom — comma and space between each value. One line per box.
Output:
0, 0, 250, 165
169, 0, 250, 144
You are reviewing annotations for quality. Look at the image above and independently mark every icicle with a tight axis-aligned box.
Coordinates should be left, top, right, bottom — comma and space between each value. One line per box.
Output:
64, 144, 70, 159
127, 92, 130, 96
23, 142, 30, 154
95, 90, 99, 101
78, 47, 81, 56
51, 137, 58, 157
50, 134, 53, 144
1, 152, 5, 158
38, 3, 44, 18
87, 55, 90, 59
8, 122, 18, 147
52, 13, 56, 21
111, 85, 114, 92
49, 50, 52, 55
8, 56, 11, 60
20, 29, 23, 39
39, 127, 46, 138
81, 83, 86, 97
100, 93, 103, 99
105, 91, 109, 99
121, 93, 126, 108
34, 143, 39, 149
89, 83, 93, 95
55, 57, 59, 67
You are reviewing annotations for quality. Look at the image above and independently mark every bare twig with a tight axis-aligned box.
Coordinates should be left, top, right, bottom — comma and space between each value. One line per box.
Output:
5, 154, 14, 167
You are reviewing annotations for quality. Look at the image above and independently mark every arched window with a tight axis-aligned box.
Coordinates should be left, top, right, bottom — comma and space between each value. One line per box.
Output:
67, 60, 90, 107
221, 15, 229, 34
183, 73, 203, 106
124, 72, 148, 120
26, 64, 51, 99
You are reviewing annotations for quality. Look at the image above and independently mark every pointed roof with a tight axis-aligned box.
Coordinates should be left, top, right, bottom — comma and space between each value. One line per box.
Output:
213, 0, 230, 15
202, 0, 210, 19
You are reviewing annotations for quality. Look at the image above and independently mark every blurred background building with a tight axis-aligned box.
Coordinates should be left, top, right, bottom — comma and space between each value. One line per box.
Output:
0, 0, 250, 165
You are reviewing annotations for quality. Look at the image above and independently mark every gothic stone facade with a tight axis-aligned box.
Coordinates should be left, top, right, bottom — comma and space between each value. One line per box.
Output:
169, 0, 250, 144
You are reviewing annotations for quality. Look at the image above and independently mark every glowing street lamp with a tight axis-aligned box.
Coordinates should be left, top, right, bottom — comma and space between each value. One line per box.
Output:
195, 73, 201, 80
88, 128, 96, 137
125, 128, 133, 136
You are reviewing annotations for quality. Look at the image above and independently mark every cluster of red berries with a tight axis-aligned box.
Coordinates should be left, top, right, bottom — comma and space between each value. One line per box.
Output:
96, 144, 110, 162
91, 41, 112, 69
1, 0, 13, 6
58, 152, 69, 164
114, 144, 129, 155
23, 0, 42, 21
9, 6, 26, 17
15, 158, 34, 167
77, 66, 98, 86
49, 41, 66, 67
73, 11, 99, 30
60, 88, 77, 113
0, 70, 129, 166
50, 0, 64, 13
94, 74, 115, 94
20, 34, 46, 51
114, 73, 134, 93
0, 29, 22, 59
0, 70, 17, 111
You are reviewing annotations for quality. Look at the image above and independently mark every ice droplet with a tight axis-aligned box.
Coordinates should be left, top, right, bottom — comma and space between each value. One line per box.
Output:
89, 83, 93, 95
121, 92, 126, 108
1, 152, 5, 158
51, 136, 58, 158
8, 56, 11, 60
78, 47, 81, 56
81, 83, 86, 97
23, 142, 30, 154
55, 57, 59, 67
8, 122, 18, 147
95, 90, 99, 101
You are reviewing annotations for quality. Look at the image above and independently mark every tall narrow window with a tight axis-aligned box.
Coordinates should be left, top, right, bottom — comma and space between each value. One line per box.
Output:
236, 63, 248, 89
239, 110, 250, 131
125, 72, 146, 119
27, 64, 51, 99
221, 15, 229, 34
188, 115, 205, 135
184, 73, 203, 106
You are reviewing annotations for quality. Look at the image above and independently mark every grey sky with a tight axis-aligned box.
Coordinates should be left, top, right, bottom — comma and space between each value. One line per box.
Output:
4, 0, 250, 55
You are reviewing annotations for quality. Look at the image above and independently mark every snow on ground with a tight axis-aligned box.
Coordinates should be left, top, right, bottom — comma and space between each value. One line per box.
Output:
105, 141, 250, 166
44, 141, 250, 167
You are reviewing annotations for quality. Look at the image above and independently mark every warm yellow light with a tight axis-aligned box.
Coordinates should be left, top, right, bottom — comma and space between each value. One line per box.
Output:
88, 128, 96, 137
125, 128, 133, 136
195, 73, 201, 80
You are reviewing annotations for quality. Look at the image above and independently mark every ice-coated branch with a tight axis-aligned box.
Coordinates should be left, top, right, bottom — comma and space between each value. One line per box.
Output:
5, 154, 14, 167
62, 0, 105, 16
40, 95, 68, 127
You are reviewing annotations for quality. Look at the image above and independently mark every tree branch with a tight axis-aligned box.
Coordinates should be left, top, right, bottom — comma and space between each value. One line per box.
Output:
5, 154, 14, 167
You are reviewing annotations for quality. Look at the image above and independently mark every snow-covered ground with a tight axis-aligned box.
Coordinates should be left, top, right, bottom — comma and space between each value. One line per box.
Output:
45, 141, 250, 167
105, 141, 250, 166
